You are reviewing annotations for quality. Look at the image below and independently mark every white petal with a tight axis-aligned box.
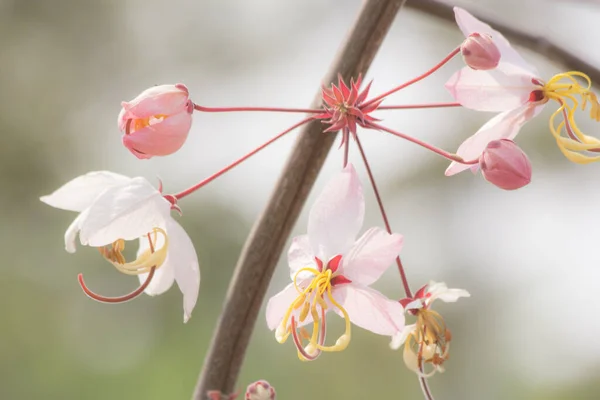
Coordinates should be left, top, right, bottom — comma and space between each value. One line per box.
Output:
308, 164, 364, 260
78, 177, 170, 247
287, 234, 317, 281
64, 209, 88, 253
445, 67, 537, 112
166, 218, 200, 323
40, 171, 131, 212
454, 7, 539, 76
427, 281, 471, 304
445, 103, 542, 176
333, 284, 404, 336
435, 289, 471, 303
390, 324, 416, 350
341, 228, 403, 286
137, 231, 175, 296
266, 282, 304, 331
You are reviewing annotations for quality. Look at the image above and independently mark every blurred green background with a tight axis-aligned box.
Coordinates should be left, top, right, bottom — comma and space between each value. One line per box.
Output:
3, 0, 600, 399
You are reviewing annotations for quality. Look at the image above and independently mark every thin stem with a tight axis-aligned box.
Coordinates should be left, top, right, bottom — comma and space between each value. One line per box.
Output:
418, 341, 435, 400
354, 134, 412, 298
378, 102, 461, 110
194, 103, 323, 114
362, 47, 460, 108
173, 117, 312, 200
343, 131, 350, 167
77, 233, 156, 303
419, 377, 435, 400
367, 121, 479, 165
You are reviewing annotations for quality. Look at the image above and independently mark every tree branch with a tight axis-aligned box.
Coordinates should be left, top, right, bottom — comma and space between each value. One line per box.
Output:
191, 0, 406, 398
406, 0, 600, 84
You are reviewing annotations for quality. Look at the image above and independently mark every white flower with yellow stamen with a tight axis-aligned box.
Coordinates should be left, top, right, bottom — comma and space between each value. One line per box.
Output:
40, 171, 200, 322
266, 164, 405, 360
390, 281, 470, 377
445, 7, 600, 176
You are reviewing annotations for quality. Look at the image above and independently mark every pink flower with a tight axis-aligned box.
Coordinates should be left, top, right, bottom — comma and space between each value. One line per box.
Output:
460, 33, 500, 71
480, 139, 532, 190
266, 164, 405, 360
119, 84, 194, 159
390, 282, 470, 377
445, 7, 600, 175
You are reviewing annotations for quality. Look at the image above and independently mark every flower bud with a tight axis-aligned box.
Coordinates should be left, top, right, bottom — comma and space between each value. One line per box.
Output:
460, 33, 500, 70
479, 139, 531, 190
119, 83, 193, 159
245, 380, 276, 400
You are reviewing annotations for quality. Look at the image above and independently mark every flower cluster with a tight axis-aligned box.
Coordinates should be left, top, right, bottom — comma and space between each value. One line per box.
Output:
39, 4, 600, 398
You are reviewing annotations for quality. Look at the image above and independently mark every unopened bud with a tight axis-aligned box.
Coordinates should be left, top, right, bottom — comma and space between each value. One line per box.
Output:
245, 380, 276, 400
479, 139, 532, 190
119, 84, 194, 159
461, 33, 500, 70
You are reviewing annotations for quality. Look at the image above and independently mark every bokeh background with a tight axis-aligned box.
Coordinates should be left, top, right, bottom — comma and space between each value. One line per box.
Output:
3, 0, 600, 398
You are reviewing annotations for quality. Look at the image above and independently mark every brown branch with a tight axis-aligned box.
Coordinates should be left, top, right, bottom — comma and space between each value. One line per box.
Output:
407, 0, 600, 84
191, 0, 406, 398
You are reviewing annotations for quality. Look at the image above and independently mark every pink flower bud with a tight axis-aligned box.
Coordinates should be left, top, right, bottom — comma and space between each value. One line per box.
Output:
245, 380, 276, 400
119, 84, 193, 159
460, 33, 500, 70
479, 139, 532, 190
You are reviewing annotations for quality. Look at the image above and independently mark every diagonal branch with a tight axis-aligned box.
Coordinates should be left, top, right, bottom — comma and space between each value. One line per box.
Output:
406, 0, 600, 85
191, 0, 406, 398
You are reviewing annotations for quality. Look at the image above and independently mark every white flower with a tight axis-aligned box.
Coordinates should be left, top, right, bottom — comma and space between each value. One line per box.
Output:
41, 171, 200, 322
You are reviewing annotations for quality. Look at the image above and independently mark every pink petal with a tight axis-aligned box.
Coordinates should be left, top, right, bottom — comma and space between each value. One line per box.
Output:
445, 67, 537, 112
390, 323, 416, 350
122, 111, 193, 159
454, 7, 539, 76
287, 235, 317, 280
265, 281, 315, 330
120, 84, 190, 121
445, 103, 542, 176
308, 164, 365, 260
341, 227, 403, 286
332, 284, 405, 336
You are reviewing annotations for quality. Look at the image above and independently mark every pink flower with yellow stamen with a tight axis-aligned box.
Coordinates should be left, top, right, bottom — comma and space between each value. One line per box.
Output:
446, 7, 600, 176
266, 164, 404, 360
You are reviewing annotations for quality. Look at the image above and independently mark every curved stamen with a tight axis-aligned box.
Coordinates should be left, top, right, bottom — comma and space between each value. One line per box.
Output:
291, 307, 328, 361
77, 267, 156, 303
77, 233, 157, 304
102, 228, 168, 275
314, 284, 350, 352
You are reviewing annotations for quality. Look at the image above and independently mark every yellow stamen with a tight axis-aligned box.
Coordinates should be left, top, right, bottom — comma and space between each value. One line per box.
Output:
403, 309, 451, 377
131, 114, 168, 133
97, 227, 168, 275
543, 71, 600, 164
277, 265, 352, 359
